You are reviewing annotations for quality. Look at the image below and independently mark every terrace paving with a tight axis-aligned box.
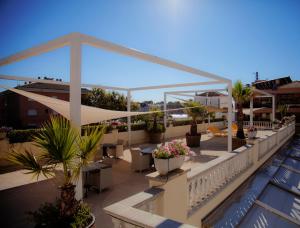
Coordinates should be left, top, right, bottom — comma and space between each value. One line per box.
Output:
0, 131, 272, 228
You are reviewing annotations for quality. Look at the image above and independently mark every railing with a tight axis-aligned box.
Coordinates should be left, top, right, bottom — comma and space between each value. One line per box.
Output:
104, 187, 196, 228
187, 146, 253, 213
243, 121, 273, 129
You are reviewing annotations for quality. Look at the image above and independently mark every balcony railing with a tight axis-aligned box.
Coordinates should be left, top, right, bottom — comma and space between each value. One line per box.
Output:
243, 121, 273, 129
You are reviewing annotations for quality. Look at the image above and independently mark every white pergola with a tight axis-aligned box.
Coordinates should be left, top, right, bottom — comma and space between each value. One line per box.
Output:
250, 88, 275, 125
0, 33, 233, 198
163, 89, 230, 127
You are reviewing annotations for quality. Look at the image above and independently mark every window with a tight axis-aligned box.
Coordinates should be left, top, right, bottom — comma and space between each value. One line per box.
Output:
28, 109, 37, 116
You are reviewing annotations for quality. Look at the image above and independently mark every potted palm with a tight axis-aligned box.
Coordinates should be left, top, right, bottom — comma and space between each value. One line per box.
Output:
153, 140, 190, 175
146, 107, 166, 144
184, 101, 208, 147
8, 116, 104, 228
232, 81, 252, 139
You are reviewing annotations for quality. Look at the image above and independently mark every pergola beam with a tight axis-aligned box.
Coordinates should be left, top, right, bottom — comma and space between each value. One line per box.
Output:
0, 74, 130, 91
0, 33, 76, 67
130, 80, 223, 91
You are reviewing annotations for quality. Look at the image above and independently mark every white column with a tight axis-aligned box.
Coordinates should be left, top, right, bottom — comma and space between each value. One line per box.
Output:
227, 82, 233, 152
127, 90, 131, 146
163, 93, 167, 129
70, 40, 82, 200
272, 96, 275, 121
250, 97, 253, 126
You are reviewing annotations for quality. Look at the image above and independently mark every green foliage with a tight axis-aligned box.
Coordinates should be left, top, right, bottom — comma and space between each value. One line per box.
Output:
232, 81, 253, 104
145, 107, 165, 133
183, 101, 208, 122
277, 104, 288, 119
7, 129, 43, 143
28, 200, 92, 228
82, 88, 140, 111
8, 116, 105, 185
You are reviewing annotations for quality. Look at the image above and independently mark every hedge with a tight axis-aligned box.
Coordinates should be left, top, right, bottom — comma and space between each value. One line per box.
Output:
7, 129, 44, 143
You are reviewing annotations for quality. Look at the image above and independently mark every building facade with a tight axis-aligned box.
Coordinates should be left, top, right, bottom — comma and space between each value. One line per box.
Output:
0, 82, 88, 129
252, 76, 300, 122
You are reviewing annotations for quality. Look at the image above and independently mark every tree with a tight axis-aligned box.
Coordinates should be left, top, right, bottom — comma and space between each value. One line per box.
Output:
8, 116, 104, 219
83, 88, 140, 112
232, 81, 253, 139
184, 101, 208, 135
277, 104, 288, 120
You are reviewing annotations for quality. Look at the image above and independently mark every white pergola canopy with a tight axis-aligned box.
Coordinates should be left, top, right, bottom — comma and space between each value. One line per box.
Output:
0, 33, 233, 199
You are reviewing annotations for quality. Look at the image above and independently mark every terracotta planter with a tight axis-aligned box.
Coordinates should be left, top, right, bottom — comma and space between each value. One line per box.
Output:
186, 133, 201, 147
247, 131, 257, 139
154, 156, 185, 175
149, 132, 163, 144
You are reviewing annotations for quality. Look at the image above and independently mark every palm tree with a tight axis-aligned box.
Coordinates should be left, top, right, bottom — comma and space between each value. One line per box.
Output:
8, 116, 105, 218
232, 81, 253, 139
277, 104, 288, 120
184, 101, 208, 136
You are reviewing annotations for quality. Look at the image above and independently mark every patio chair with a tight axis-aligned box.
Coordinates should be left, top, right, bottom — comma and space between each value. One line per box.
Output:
130, 148, 151, 172
207, 126, 227, 137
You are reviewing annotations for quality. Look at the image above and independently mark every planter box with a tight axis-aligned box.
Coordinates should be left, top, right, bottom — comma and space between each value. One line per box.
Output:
186, 134, 201, 147
154, 156, 185, 175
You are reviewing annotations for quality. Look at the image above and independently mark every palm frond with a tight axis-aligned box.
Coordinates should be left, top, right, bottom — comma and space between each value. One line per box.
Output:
7, 150, 53, 179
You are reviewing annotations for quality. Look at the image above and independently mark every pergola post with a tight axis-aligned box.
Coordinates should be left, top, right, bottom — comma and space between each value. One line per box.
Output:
70, 40, 83, 200
127, 90, 131, 146
227, 82, 233, 152
272, 96, 275, 121
250, 97, 253, 126
164, 93, 167, 129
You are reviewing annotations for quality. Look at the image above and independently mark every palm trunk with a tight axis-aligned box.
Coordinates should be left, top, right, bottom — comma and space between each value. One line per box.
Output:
60, 183, 79, 218
236, 103, 245, 139
190, 119, 198, 135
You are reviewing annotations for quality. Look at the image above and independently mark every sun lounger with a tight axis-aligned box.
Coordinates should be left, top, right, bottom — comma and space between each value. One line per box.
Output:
207, 126, 227, 137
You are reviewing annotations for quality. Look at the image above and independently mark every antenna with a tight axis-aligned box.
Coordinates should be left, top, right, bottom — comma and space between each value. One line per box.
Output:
255, 72, 259, 81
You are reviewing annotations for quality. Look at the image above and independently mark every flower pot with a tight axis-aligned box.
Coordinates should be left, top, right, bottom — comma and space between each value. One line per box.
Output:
186, 133, 201, 147
149, 132, 163, 144
248, 131, 257, 139
154, 156, 185, 175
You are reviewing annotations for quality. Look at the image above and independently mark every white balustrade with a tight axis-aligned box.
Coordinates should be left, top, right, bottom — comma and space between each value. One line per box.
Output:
188, 148, 253, 211
243, 121, 273, 129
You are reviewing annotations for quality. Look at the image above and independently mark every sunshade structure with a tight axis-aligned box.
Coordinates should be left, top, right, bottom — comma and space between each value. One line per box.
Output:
0, 33, 233, 199
164, 89, 234, 127
0, 85, 150, 125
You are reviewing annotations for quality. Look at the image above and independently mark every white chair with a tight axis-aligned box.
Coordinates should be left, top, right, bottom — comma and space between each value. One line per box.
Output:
130, 148, 151, 172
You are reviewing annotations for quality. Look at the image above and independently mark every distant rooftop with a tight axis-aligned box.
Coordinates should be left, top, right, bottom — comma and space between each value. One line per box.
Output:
195, 91, 226, 97
252, 76, 292, 90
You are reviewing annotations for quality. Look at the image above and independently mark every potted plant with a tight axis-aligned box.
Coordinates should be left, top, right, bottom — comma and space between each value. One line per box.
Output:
153, 140, 190, 175
272, 119, 280, 130
232, 81, 253, 139
247, 126, 257, 139
8, 116, 105, 228
184, 101, 208, 147
146, 107, 166, 144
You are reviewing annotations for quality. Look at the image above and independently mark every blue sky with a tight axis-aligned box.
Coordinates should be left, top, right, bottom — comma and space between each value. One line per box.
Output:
0, 0, 299, 101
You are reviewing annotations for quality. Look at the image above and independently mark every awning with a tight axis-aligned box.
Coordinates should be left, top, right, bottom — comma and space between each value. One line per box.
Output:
242, 107, 270, 115
0, 85, 150, 125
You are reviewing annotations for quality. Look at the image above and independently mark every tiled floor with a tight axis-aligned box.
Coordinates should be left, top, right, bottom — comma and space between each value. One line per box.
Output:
0, 133, 234, 228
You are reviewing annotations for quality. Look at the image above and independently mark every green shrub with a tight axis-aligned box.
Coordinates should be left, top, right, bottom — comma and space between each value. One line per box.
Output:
7, 129, 44, 143
28, 200, 92, 228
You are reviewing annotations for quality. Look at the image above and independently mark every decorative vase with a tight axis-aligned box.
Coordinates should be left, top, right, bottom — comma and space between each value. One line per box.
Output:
154, 156, 185, 175
248, 131, 257, 139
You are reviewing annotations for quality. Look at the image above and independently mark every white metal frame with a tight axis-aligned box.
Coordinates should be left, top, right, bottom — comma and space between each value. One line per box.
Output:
164, 88, 231, 130
0, 33, 233, 198
251, 89, 275, 125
